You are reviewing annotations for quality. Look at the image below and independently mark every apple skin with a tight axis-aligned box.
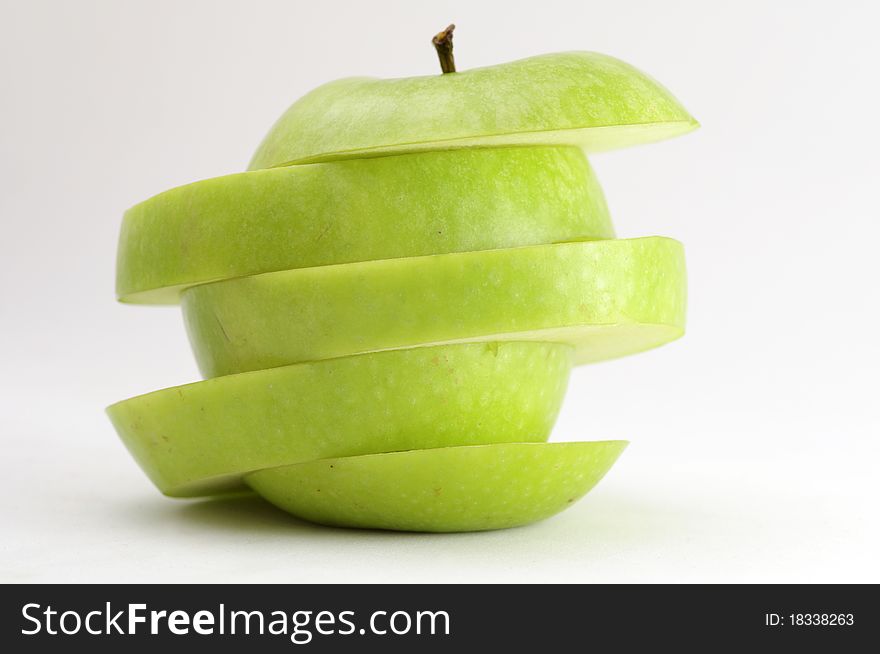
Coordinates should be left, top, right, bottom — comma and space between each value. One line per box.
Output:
117, 146, 612, 304
249, 52, 698, 169
182, 237, 685, 378
245, 441, 628, 532
106, 342, 573, 497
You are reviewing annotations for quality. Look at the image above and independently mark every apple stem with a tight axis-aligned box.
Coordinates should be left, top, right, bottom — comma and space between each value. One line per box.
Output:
432, 24, 456, 74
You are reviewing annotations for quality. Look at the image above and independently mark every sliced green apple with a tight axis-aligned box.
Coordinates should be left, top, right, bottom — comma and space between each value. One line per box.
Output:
249, 52, 698, 169
182, 237, 685, 378
245, 441, 627, 532
118, 146, 612, 304
106, 342, 572, 498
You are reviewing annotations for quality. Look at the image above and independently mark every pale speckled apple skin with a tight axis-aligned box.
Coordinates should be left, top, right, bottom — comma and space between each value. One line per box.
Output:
249, 52, 697, 169
245, 441, 628, 532
117, 146, 613, 304
106, 342, 573, 498
182, 237, 685, 378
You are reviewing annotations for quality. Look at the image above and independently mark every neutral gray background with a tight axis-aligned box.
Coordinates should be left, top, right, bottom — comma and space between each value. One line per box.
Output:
2, 0, 878, 582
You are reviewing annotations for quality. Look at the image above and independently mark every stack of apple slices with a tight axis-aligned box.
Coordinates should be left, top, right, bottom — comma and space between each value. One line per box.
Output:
109, 49, 697, 532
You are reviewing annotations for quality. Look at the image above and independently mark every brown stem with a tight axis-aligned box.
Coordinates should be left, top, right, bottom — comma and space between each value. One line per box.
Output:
432, 24, 456, 73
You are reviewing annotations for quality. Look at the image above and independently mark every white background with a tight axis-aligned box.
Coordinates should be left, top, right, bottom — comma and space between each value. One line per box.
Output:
1, 0, 878, 583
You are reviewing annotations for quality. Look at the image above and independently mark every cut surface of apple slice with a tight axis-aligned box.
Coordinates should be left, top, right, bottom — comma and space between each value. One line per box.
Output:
106, 342, 572, 497
249, 52, 697, 169
117, 146, 612, 304
183, 237, 685, 378
245, 441, 628, 532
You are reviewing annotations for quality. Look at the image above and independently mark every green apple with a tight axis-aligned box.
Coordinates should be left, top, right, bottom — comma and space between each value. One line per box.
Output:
244, 441, 628, 532
182, 237, 685, 378
106, 342, 572, 497
249, 52, 697, 169
117, 146, 613, 304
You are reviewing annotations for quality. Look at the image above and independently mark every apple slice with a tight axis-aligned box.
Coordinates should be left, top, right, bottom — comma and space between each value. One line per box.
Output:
117, 146, 612, 304
245, 441, 628, 532
249, 52, 698, 169
106, 342, 572, 498
182, 237, 685, 378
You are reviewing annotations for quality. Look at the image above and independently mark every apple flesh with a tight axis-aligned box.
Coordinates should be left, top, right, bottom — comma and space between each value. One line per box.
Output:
245, 441, 628, 532
249, 52, 697, 169
117, 146, 612, 304
182, 237, 685, 378
106, 342, 573, 497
